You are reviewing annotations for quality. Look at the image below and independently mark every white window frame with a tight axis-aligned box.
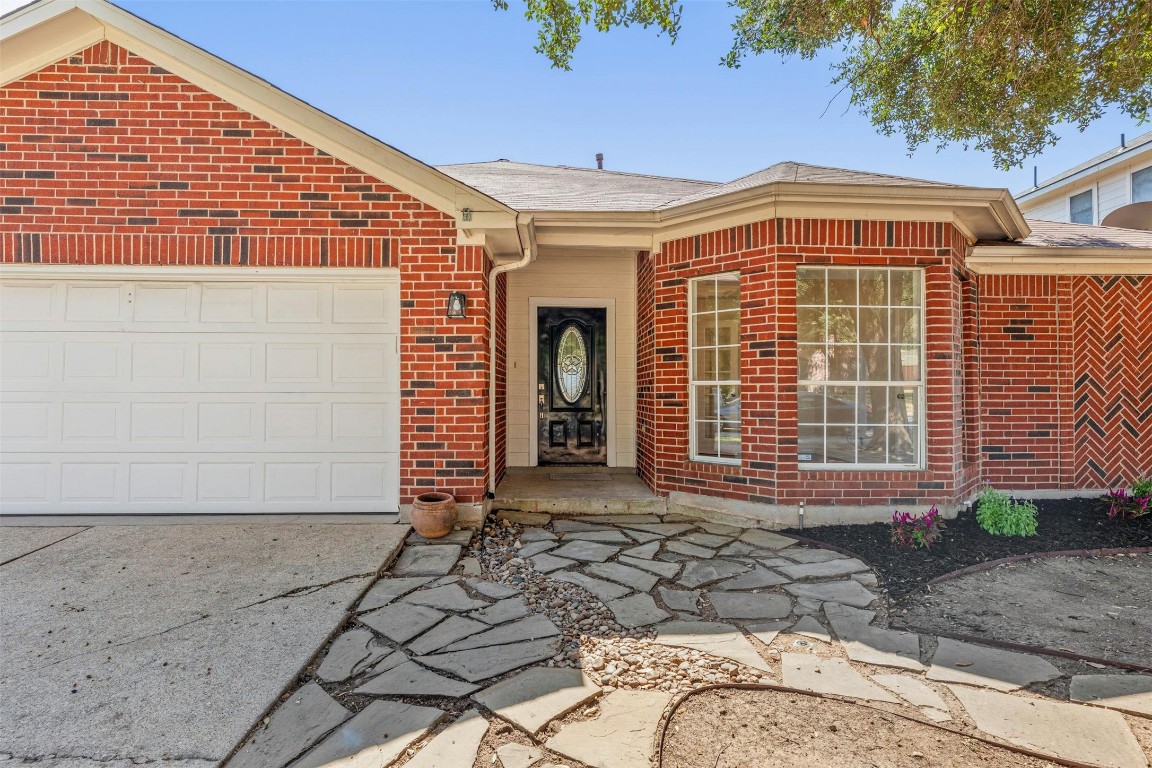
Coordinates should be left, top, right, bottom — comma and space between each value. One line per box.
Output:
1069, 187, 1095, 224
795, 266, 926, 471
689, 272, 741, 465
1132, 165, 1152, 204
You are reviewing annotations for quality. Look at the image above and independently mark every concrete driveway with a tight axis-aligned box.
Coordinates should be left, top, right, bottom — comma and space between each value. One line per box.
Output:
0, 516, 406, 768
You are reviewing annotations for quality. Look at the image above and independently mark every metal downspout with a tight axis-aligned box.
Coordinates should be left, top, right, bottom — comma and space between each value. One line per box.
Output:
488, 213, 537, 499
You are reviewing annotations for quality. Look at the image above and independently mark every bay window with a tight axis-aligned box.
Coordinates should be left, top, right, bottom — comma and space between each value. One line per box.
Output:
796, 267, 924, 468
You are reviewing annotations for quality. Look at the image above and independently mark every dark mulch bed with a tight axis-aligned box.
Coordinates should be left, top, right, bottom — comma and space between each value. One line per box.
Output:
781, 497, 1152, 604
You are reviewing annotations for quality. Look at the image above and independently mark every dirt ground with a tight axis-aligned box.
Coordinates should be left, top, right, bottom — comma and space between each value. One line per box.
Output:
898, 553, 1152, 668
662, 688, 1062, 768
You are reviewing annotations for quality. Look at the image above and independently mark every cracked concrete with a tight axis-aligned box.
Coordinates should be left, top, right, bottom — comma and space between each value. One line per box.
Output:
0, 522, 407, 766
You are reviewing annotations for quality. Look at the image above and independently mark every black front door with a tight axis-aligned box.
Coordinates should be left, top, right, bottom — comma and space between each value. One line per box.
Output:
537, 307, 607, 465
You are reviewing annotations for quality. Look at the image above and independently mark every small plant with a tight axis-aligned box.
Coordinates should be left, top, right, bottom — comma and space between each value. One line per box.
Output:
891, 504, 946, 549
976, 485, 1039, 537
1106, 475, 1152, 520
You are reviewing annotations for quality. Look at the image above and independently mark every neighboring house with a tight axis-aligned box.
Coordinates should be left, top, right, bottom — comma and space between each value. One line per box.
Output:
1016, 131, 1152, 228
2, 0, 1150, 527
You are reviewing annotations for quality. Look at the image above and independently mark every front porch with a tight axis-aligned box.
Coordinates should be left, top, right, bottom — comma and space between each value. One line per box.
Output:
492, 467, 666, 515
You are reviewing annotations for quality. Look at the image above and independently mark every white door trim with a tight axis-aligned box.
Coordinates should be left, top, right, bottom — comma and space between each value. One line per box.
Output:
528, 297, 617, 467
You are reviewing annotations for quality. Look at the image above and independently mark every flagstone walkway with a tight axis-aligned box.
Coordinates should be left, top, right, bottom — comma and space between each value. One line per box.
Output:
228, 512, 1152, 768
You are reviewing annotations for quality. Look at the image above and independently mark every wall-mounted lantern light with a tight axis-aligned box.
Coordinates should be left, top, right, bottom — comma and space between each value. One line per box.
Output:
446, 291, 467, 319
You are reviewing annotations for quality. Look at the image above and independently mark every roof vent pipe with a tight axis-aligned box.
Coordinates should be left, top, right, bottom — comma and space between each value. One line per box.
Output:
1033, 165, 1038, 188
595, 153, 604, 170
1121, 133, 1126, 149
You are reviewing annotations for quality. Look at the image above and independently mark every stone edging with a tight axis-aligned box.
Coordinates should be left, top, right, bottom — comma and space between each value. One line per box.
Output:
655, 682, 1110, 768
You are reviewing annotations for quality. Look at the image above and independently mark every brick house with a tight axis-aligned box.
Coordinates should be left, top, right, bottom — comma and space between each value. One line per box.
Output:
2, 0, 1150, 526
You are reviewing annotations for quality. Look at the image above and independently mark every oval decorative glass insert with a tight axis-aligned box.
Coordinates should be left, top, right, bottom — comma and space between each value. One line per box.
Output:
556, 325, 588, 404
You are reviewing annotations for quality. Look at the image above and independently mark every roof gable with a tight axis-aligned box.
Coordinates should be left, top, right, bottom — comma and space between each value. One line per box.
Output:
1, 0, 511, 220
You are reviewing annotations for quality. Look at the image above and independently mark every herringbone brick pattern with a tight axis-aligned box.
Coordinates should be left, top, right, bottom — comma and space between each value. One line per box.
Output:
1072, 276, 1152, 487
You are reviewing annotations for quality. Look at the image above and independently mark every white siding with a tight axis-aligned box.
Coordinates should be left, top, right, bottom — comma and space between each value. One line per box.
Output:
1022, 197, 1067, 222
1098, 174, 1131, 222
505, 249, 637, 467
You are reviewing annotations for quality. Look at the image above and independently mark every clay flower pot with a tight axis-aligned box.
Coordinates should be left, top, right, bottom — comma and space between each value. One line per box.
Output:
411, 492, 458, 538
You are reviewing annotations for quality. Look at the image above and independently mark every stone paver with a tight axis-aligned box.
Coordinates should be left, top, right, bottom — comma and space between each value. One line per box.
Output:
358, 603, 445, 644
707, 591, 792, 620
408, 529, 475, 546
622, 541, 660, 559
562, 530, 633, 544
1071, 675, 1152, 717
315, 628, 403, 682
605, 593, 671, 627
357, 576, 434, 612
466, 578, 521, 599
738, 529, 796, 550
824, 603, 925, 671
678, 559, 747, 588
948, 685, 1148, 768
714, 565, 790, 590
780, 653, 899, 703
780, 547, 844, 563
791, 615, 831, 643
746, 620, 788, 646
531, 552, 577, 573
871, 674, 951, 720
666, 540, 716, 559
440, 613, 561, 653
622, 523, 695, 537
290, 700, 445, 768
618, 555, 681, 578
777, 557, 871, 581
927, 637, 1061, 691
391, 545, 462, 576
698, 521, 744, 536
402, 582, 491, 611
654, 621, 772, 672
552, 520, 606, 532
679, 531, 734, 548
354, 659, 480, 698
621, 529, 665, 544
588, 561, 659, 592
229, 683, 351, 768
407, 615, 491, 656
403, 709, 489, 768
418, 637, 561, 682
551, 570, 632, 601
550, 540, 622, 562
474, 667, 601, 734
546, 690, 673, 768
470, 597, 532, 625
658, 587, 699, 613
517, 541, 558, 559
518, 529, 558, 543
784, 580, 878, 608
496, 742, 545, 768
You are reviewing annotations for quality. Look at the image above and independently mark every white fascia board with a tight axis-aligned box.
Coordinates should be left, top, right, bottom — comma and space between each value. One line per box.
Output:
1, 0, 512, 220
968, 246, 1152, 275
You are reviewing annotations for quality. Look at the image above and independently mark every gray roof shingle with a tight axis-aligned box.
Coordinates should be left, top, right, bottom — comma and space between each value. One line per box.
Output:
436, 160, 717, 212
977, 219, 1152, 249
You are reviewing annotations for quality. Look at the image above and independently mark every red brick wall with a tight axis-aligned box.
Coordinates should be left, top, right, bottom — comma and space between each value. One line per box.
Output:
645, 219, 972, 508
636, 250, 656, 489
0, 41, 491, 505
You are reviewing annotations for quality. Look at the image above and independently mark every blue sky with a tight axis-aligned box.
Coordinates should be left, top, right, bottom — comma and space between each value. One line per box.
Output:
14, 0, 1149, 192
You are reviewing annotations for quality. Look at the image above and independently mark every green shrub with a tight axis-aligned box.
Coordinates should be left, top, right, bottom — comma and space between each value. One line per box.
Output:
976, 485, 1039, 537
1132, 474, 1152, 499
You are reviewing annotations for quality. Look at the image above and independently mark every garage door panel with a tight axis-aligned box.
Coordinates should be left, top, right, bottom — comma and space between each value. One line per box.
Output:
1, 453, 398, 512
1, 269, 401, 514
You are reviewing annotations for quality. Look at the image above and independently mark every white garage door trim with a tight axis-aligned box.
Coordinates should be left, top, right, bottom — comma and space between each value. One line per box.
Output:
1, 265, 401, 514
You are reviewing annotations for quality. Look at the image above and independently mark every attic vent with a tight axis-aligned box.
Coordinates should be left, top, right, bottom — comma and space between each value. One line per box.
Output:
595, 153, 604, 170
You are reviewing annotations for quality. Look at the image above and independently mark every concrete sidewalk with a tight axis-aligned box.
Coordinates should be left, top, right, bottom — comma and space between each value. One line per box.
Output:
0, 517, 406, 768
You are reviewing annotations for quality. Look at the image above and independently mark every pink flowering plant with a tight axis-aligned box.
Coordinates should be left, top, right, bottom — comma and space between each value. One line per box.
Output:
1107, 475, 1152, 520
891, 504, 946, 549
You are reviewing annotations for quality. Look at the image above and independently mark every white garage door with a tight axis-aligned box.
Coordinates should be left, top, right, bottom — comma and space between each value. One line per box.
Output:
0, 267, 401, 514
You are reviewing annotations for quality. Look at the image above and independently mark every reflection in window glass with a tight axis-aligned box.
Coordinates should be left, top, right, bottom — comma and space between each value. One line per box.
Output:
796, 267, 923, 468
1070, 189, 1093, 224
1134, 166, 1152, 203
690, 274, 740, 462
